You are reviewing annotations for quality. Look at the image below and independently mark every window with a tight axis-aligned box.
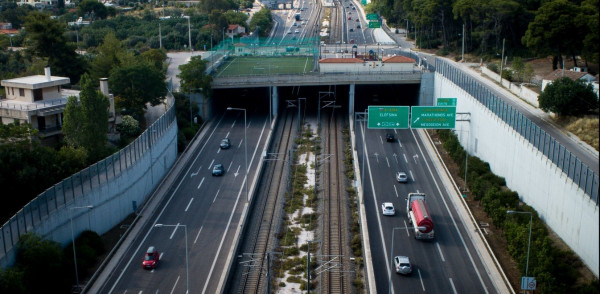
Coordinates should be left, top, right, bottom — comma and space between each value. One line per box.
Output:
19, 88, 24, 97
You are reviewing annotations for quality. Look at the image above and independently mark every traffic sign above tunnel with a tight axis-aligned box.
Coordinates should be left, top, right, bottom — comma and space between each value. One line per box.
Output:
367, 106, 410, 129
410, 106, 456, 129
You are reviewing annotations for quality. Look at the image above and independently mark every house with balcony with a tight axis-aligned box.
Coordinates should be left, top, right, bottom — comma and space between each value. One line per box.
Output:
1, 68, 77, 143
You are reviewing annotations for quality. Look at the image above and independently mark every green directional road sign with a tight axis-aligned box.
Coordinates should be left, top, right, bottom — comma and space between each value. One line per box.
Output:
410, 106, 456, 129
369, 21, 381, 28
367, 13, 378, 20
436, 98, 457, 106
368, 106, 410, 129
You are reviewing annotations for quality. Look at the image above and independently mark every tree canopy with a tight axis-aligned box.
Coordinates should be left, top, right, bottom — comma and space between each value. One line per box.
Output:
177, 55, 213, 95
249, 8, 273, 37
538, 77, 598, 116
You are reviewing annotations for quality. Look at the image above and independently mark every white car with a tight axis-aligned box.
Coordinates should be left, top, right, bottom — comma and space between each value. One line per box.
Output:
381, 202, 395, 216
396, 172, 408, 183
394, 256, 412, 275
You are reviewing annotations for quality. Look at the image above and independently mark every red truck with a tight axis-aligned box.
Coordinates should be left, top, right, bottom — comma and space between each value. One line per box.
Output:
406, 193, 434, 240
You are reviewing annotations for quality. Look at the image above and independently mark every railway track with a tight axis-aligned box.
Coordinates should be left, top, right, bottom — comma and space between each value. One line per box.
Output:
237, 110, 297, 294
320, 110, 352, 293
328, 0, 344, 44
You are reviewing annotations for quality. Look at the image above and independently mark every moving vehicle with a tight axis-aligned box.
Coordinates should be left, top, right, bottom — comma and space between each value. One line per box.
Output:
386, 133, 394, 142
394, 256, 412, 275
396, 172, 408, 183
381, 202, 395, 216
142, 246, 159, 269
406, 193, 434, 239
349, 28, 354, 32
212, 164, 225, 176
295, 13, 301, 21
220, 138, 231, 149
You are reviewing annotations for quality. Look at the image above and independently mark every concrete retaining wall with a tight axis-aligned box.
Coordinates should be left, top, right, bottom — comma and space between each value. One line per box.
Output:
435, 73, 599, 277
480, 66, 540, 107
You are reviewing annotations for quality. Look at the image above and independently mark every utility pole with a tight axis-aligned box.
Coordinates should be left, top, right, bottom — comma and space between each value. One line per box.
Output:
159, 23, 162, 49
499, 38, 505, 84
461, 23, 465, 62
187, 16, 192, 52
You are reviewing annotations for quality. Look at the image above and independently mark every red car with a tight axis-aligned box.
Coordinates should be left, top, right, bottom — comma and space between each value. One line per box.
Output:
142, 246, 159, 269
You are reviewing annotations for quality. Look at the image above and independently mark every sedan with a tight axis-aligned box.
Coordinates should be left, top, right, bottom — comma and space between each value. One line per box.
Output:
396, 172, 408, 183
386, 133, 394, 142
381, 202, 395, 216
394, 256, 412, 275
220, 138, 231, 149
212, 164, 225, 176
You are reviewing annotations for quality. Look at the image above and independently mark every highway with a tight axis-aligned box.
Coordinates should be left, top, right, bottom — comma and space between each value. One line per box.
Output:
96, 106, 271, 293
355, 123, 499, 293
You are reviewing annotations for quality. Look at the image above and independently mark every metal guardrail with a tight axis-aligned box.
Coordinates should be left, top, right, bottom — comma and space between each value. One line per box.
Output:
436, 59, 599, 203
0, 97, 69, 111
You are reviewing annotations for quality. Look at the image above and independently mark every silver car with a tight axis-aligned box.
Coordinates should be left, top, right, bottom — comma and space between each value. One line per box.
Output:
396, 172, 408, 183
394, 256, 412, 275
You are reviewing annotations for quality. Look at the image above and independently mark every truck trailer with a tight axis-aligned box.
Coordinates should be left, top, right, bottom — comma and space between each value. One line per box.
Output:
406, 193, 435, 240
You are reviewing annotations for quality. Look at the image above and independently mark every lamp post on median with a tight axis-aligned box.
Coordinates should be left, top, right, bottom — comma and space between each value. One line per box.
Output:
227, 107, 249, 202
389, 225, 424, 294
506, 211, 533, 282
155, 224, 188, 294
69, 205, 94, 291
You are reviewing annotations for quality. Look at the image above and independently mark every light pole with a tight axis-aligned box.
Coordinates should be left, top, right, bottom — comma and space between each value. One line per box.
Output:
69, 205, 94, 291
461, 23, 465, 62
155, 224, 189, 293
306, 240, 321, 294
222, 27, 227, 45
506, 211, 533, 281
389, 226, 424, 294
227, 107, 249, 202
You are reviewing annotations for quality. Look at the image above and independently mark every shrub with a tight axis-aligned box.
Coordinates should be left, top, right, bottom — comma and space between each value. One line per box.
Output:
486, 63, 499, 73
501, 69, 513, 82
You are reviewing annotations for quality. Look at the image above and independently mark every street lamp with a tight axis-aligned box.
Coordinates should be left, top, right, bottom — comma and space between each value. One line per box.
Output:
227, 107, 249, 202
69, 205, 94, 291
155, 224, 189, 293
389, 226, 424, 294
506, 211, 533, 280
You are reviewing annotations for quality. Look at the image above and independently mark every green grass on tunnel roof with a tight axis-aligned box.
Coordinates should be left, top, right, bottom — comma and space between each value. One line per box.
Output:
214, 56, 315, 77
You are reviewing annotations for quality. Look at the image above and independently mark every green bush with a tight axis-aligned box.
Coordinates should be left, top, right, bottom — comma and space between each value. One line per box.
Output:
501, 69, 513, 82
486, 63, 499, 73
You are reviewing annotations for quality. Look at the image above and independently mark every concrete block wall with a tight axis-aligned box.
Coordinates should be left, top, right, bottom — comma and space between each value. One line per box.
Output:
435, 73, 599, 277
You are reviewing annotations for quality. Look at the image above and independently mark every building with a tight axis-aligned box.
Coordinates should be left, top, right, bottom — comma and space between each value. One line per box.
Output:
319, 55, 415, 73
541, 68, 598, 96
0, 68, 116, 144
226, 24, 246, 38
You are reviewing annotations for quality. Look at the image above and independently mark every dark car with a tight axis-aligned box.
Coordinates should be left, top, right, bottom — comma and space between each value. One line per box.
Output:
220, 138, 231, 149
386, 133, 394, 142
142, 246, 159, 269
212, 163, 225, 176
357, 24, 361, 28
349, 28, 354, 32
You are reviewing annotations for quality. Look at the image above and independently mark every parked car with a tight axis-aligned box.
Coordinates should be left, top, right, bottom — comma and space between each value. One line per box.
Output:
220, 138, 231, 149
386, 133, 394, 142
212, 164, 225, 176
142, 246, 159, 269
381, 202, 395, 216
394, 256, 412, 275
396, 172, 408, 183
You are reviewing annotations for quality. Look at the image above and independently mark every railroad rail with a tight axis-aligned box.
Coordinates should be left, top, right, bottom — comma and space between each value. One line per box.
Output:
320, 109, 352, 293
236, 110, 297, 294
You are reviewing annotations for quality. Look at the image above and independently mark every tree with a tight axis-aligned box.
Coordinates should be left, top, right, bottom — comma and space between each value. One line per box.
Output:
177, 55, 212, 95
23, 12, 87, 84
77, 0, 109, 20
538, 77, 598, 116
16, 233, 69, 292
109, 62, 167, 123
249, 8, 273, 37
90, 32, 127, 82
522, 0, 584, 70
62, 73, 110, 162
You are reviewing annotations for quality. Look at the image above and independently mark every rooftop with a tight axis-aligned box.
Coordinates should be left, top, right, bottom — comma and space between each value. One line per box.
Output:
1, 75, 70, 89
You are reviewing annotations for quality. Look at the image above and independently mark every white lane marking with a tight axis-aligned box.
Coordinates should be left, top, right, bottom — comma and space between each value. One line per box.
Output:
234, 165, 241, 177
413, 154, 419, 164
185, 198, 194, 212
213, 189, 220, 203
386, 157, 390, 167
197, 177, 205, 189
449, 278, 458, 294
409, 170, 414, 182
393, 185, 399, 198
436, 242, 445, 262
227, 161, 233, 172
204, 118, 269, 294
411, 129, 489, 293
217, 148, 221, 154
107, 113, 230, 294
231, 120, 236, 128
403, 219, 410, 236
208, 159, 214, 170
403, 153, 408, 163
418, 269, 426, 291
380, 136, 384, 144
159, 252, 164, 260
169, 223, 180, 239
225, 131, 230, 138
194, 226, 203, 244
246, 121, 251, 128
169, 275, 180, 294
191, 165, 202, 177
397, 138, 402, 148
238, 139, 243, 148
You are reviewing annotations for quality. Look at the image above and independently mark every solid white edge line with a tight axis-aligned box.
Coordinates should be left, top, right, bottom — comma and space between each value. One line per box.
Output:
411, 129, 489, 294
